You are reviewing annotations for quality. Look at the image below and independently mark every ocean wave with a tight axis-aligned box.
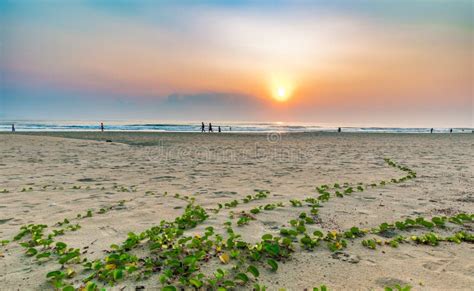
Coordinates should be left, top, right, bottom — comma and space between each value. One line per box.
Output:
0, 121, 472, 133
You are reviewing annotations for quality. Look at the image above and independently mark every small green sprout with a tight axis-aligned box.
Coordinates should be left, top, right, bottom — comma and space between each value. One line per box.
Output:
267, 259, 278, 271
290, 199, 303, 207
384, 284, 411, 291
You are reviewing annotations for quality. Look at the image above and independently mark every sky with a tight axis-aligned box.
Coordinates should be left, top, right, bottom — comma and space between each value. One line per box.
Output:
0, 0, 472, 127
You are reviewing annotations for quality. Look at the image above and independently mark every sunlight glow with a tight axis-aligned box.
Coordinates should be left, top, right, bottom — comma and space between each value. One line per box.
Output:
275, 87, 289, 102
269, 74, 295, 102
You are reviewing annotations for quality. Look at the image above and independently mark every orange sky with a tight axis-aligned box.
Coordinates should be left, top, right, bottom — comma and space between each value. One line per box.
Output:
1, 1, 472, 126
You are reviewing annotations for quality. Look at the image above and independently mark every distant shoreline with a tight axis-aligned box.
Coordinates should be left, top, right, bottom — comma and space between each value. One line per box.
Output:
1, 120, 472, 134
2, 130, 473, 135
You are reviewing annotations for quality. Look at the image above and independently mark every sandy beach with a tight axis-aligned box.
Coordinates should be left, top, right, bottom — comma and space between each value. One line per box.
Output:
0, 132, 473, 290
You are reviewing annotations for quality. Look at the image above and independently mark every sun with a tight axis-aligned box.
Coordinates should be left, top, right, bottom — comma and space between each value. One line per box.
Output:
268, 74, 295, 102
274, 86, 290, 102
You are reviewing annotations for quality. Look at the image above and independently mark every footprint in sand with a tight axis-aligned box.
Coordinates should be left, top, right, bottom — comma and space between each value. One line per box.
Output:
99, 226, 119, 235
364, 259, 378, 266
392, 252, 415, 260
213, 191, 237, 196
422, 248, 455, 259
152, 176, 175, 182
459, 264, 474, 277
0, 218, 13, 225
422, 259, 450, 272
331, 251, 360, 264
262, 221, 280, 229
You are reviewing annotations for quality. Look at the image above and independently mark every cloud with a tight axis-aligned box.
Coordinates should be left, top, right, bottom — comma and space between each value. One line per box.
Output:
163, 92, 263, 107
158, 92, 269, 120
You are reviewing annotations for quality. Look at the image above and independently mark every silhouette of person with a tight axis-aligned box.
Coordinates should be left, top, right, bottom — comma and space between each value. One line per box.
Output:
12, 124, 15, 132
100, 122, 104, 132
338, 127, 341, 133
209, 123, 213, 132
201, 122, 205, 132
450, 128, 453, 133
430, 128, 433, 134
218, 126, 221, 133
229, 127, 232, 131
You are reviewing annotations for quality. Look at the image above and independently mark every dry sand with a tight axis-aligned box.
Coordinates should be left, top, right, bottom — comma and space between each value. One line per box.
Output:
0, 132, 473, 290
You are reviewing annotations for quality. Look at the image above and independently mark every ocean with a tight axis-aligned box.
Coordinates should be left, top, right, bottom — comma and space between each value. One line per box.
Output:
0, 120, 472, 133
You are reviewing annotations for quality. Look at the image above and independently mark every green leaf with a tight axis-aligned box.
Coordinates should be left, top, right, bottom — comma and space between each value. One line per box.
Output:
421, 221, 434, 228
159, 274, 168, 284
189, 278, 203, 288
36, 252, 51, 259
113, 269, 123, 281
183, 255, 196, 265
56, 242, 67, 250
46, 270, 64, 279
26, 248, 38, 256
59, 251, 79, 264
262, 234, 273, 241
85, 281, 97, 291
110, 244, 119, 250
264, 243, 280, 257
395, 221, 406, 230
313, 230, 324, 237
222, 280, 235, 287
254, 283, 267, 291
162, 286, 177, 291
267, 259, 278, 271
247, 265, 260, 278
63, 286, 75, 291
214, 268, 225, 279
235, 272, 249, 283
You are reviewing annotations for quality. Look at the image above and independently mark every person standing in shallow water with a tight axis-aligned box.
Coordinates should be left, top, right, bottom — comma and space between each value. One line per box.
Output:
218, 126, 221, 133
430, 128, 433, 133
450, 128, 453, 133
201, 122, 205, 132
12, 124, 15, 132
338, 127, 341, 133
209, 123, 213, 133
100, 122, 104, 132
